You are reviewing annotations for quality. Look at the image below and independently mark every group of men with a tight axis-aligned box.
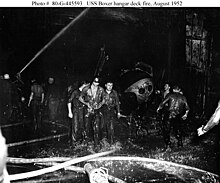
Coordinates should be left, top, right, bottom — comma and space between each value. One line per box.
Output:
1, 74, 220, 178
156, 82, 220, 151
28, 75, 191, 149
14, 72, 220, 151
67, 76, 120, 147
27, 75, 121, 147
28, 77, 61, 131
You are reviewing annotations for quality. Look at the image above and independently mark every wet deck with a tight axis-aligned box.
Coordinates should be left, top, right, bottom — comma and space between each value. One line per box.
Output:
1, 117, 220, 182
1, 120, 69, 148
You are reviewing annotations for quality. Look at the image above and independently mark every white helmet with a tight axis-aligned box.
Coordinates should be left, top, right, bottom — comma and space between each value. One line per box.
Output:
48, 77, 54, 84
3, 74, 10, 80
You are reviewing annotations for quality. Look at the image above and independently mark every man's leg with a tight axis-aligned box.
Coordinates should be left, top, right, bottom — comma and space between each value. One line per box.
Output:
31, 101, 38, 131
54, 99, 60, 121
93, 111, 101, 147
78, 108, 85, 142
48, 99, 53, 121
101, 109, 107, 140
69, 113, 77, 146
109, 119, 115, 145
85, 111, 92, 140
107, 111, 115, 144
162, 113, 171, 148
173, 116, 183, 147
39, 107, 42, 129
37, 102, 43, 129
73, 112, 78, 143
69, 117, 73, 145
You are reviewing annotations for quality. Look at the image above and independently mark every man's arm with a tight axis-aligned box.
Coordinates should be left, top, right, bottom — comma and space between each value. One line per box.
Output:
78, 88, 90, 108
157, 96, 170, 112
28, 92, 34, 107
79, 96, 90, 108
41, 93, 44, 104
198, 104, 220, 136
114, 90, 121, 116
67, 102, 73, 118
182, 97, 189, 120
95, 87, 105, 110
67, 91, 76, 119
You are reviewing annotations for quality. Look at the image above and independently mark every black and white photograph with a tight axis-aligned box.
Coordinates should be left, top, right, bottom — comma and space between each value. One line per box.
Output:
0, 7, 220, 182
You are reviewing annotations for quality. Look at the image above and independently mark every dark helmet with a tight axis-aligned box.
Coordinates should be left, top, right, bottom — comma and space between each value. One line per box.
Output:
173, 85, 181, 91
31, 79, 37, 84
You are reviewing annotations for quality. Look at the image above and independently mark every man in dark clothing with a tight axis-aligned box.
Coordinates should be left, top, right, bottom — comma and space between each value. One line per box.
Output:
79, 76, 105, 147
156, 83, 171, 134
162, 83, 171, 100
44, 77, 60, 122
157, 85, 189, 149
102, 80, 120, 144
67, 81, 88, 145
28, 80, 44, 130
0, 74, 13, 124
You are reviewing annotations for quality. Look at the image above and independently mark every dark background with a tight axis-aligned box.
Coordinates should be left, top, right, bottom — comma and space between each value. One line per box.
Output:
0, 8, 186, 81
1, 8, 220, 115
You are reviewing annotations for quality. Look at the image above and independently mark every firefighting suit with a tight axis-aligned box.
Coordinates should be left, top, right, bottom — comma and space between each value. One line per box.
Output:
29, 83, 44, 130
102, 90, 120, 144
68, 89, 85, 144
79, 85, 104, 146
158, 92, 189, 148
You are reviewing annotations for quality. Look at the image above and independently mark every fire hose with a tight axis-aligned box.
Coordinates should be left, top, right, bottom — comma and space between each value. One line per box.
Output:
33, 162, 126, 183
84, 163, 109, 183
9, 150, 115, 181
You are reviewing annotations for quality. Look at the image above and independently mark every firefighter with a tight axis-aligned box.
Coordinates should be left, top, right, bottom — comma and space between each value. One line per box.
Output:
162, 83, 171, 99
79, 76, 105, 147
44, 77, 61, 122
0, 74, 12, 124
102, 80, 120, 145
67, 81, 88, 146
157, 85, 189, 149
28, 79, 44, 130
